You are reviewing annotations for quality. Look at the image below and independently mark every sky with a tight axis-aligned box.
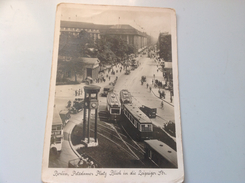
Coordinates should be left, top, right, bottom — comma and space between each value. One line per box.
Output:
60, 5, 172, 42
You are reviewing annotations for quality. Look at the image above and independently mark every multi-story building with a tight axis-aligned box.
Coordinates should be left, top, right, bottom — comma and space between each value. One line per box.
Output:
105, 24, 148, 51
157, 32, 172, 62
60, 21, 149, 52
60, 21, 101, 42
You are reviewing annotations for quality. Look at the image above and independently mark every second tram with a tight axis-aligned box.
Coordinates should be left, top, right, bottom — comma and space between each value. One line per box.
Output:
120, 89, 132, 105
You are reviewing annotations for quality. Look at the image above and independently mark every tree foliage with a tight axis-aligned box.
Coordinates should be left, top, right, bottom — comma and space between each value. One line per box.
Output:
57, 31, 137, 83
96, 37, 116, 64
101, 35, 136, 62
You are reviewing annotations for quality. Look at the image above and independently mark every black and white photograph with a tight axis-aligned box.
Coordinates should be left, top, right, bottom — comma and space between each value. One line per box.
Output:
42, 3, 183, 183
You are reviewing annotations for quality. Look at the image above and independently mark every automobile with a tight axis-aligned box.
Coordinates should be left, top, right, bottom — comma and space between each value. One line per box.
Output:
125, 70, 130, 75
139, 105, 157, 118
101, 85, 114, 97
131, 64, 138, 70
163, 120, 176, 137
59, 109, 70, 126
72, 97, 84, 112
84, 77, 93, 85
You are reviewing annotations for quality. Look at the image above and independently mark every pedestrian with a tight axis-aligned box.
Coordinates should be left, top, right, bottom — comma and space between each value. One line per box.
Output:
161, 101, 164, 109
149, 87, 151, 92
170, 90, 173, 103
158, 90, 162, 99
146, 83, 149, 88
75, 90, 77, 96
162, 90, 165, 99
67, 100, 71, 108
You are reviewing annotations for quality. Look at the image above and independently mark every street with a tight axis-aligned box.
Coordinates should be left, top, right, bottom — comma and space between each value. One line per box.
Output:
49, 54, 176, 168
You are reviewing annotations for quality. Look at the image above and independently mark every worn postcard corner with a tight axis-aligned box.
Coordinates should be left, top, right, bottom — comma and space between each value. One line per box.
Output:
42, 3, 184, 183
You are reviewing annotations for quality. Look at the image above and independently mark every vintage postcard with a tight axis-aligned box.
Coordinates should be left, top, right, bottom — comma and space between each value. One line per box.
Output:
42, 3, 184, 183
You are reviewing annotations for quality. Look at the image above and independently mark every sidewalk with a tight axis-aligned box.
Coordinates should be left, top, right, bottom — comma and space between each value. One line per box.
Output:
55, 64, 125, 110
143, 60, 174, 107
151, 87, 174, 107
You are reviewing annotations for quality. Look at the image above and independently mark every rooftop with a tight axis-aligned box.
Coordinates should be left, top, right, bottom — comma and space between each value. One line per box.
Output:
124, 103, 151, 124
60, 21, 146, 37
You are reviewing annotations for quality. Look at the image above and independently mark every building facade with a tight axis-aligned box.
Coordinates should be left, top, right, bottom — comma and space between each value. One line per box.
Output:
157, 32, 172, 62
60, 21, 149, 52
60, 21, 101, 42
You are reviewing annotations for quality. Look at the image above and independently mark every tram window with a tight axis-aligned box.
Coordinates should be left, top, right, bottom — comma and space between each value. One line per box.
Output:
148, 124, 152, 131
56, 137, 62, 143
111, 109, 120, 114
149, 150, 152, 159
137, 123, 141, 131
141, 125, 145, 131
141, 124, 152, 132
133, 119, 137, 126
85, 93, 97, 98
54, 131, 61, 135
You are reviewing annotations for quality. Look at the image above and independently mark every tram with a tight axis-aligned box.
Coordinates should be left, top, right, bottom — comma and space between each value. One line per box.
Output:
50, 108, 63, 155
106, 92, 121, 121
121, 103, 153, 141
119, 89, 132, 105
144, 139, 177, 168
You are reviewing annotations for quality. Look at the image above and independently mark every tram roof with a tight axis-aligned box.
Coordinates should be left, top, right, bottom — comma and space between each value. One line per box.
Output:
144, 139, 177, 167
120, 89, 132, 100
52, 108, 63, 125
107, 92, 121, 106
124, 103, 151, 124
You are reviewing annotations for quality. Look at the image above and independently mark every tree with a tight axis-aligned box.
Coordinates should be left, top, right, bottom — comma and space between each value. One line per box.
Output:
78, 30, 95, 57
58, 30, 95, 59
56, 58, 85, 83
96, 37, 116, 64
104, 35, 136, 63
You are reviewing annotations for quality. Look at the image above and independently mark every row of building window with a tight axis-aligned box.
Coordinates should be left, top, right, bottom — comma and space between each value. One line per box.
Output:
61, 27, 99, 32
